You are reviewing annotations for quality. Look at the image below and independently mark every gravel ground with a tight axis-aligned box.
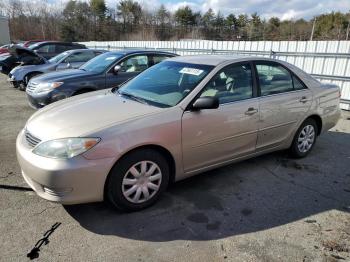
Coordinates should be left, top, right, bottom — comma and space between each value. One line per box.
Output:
0, 74, 349, 262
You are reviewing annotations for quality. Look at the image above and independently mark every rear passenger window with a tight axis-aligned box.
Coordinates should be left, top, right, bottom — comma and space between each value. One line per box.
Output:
293, 75, 306, 90
256, 63, 293, 96
200, 63, 253, 104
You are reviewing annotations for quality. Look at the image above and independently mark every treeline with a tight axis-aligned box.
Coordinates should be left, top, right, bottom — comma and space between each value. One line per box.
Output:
1, 0, 350, 42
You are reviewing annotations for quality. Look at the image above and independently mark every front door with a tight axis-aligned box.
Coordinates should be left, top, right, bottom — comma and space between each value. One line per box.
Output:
182, 62, 259, 173
105, 54, 149, 89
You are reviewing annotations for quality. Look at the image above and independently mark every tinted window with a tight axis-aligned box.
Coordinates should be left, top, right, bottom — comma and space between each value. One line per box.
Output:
117, 61, 213, 107
56, 44, 75, 53
118, 55, 148, 73
35, 44, 55, 53
256, 63, 293, 96
200, 63, 253, 104
150, 55, 172, 66
293, 75, 306, 90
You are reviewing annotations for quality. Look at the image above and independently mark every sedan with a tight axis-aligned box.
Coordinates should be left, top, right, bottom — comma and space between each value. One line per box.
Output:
16, 56, 341, 211
9, 49, 106, 90
25, 50, 177, 108
0, 42, 87, 75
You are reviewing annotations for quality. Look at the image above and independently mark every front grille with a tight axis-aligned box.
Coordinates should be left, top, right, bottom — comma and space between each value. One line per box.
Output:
26, 81, 39, 93
25, 130, 41, 147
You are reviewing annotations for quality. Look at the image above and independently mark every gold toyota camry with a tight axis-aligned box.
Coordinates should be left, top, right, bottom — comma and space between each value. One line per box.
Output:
16, 55, 341, 211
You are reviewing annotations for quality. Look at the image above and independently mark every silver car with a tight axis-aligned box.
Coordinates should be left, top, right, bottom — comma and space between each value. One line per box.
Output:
16, 55, 341, 211
9, 49, 105, 90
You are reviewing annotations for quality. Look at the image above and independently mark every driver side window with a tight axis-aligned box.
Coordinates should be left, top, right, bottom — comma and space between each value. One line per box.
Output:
118, 55, 148, 73
200, 63, 253, 104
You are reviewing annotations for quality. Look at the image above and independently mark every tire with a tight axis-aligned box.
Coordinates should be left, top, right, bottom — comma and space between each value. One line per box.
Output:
106, 149, 170, 211
289, 118, 318, 158
24, 72, 41, 87
18, 82, 26, 91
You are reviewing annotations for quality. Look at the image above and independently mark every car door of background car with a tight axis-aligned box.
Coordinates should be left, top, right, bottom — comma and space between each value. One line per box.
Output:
182, 62, 259, 173
34, 44, 56, 59
105, 54, 149, 89
254, 61, 312, 151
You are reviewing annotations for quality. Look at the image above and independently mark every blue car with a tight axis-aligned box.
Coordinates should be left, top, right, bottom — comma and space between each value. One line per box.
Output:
26, 50, 177, 108
9, 49, 106, 90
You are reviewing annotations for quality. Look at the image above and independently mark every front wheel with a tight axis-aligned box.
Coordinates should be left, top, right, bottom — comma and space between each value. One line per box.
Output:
24, 72, 41, 87
289, 118, 318, 158
106, 149, 170, 211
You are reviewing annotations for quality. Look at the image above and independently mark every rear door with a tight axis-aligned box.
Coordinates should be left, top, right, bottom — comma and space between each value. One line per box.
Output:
254, 61, 312, 151
105, 54, 149, 89
182, 62, 259, 173
34, 44, 56, 59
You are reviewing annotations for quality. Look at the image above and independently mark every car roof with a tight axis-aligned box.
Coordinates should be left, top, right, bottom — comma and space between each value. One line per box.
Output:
32, 41, 85, 46
167, 55, 279, 66
104, 50, 177, 56
65, 49, 107, 53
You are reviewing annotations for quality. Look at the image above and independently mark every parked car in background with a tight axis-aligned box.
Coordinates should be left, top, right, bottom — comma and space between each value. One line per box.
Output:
22, 40, 46, 48
26, 50, 177, 108
0, 44, 10, 54
0, 42, 87, 74
9, 49, 106, 90
17, 56, 341, 211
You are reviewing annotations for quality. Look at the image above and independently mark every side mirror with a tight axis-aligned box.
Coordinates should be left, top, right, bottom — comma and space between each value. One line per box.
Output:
66, 63, 71, 68
191, 96, 219, 111
113, 65, 121, 74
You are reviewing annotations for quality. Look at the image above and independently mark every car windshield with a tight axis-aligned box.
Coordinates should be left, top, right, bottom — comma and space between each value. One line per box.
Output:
117, 61, 214, 108
49, 52, 69, 63
80, 52, 122, 73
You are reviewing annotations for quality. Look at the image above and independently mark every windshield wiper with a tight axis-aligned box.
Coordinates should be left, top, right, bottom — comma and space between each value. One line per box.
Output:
118, 91, 149, 105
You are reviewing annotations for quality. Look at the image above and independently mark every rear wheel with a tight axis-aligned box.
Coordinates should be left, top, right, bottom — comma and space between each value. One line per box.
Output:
106, 149, 169, 211
289, 118, 318, 158
18, 82, 26, 91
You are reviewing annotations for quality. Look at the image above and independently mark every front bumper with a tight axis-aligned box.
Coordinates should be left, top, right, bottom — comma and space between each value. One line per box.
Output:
16, 129, 115, 204
26, 89, 70, 109
26, 92, 51, 109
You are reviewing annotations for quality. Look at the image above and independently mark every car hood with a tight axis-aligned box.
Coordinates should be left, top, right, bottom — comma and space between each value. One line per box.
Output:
26, 90, 164, 140
32, 69, 93, 82
10, 62, 51, 74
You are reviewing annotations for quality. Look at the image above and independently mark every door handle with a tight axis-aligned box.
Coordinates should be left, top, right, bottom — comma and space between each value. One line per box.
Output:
299, 96, 308, 103
245, 107, 258, 115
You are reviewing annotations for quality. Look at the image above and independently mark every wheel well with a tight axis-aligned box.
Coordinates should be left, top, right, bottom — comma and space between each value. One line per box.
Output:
104, 145, 176, 197
26, 71, 42, 78
307, 115, 322, 135
73, 88, 95, 96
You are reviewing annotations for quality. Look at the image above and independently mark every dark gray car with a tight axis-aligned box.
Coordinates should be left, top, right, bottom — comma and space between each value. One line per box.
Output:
9, 49, 106, 90
26, 50, 177, 108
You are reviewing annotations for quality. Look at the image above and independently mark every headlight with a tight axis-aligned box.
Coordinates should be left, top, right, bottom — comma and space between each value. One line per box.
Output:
32, 138, 100, 159
34, 82, 63, 93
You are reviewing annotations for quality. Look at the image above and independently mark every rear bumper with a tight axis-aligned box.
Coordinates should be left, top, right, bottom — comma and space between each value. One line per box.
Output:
321, 106, 341, 133
16, 129, 115, 204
